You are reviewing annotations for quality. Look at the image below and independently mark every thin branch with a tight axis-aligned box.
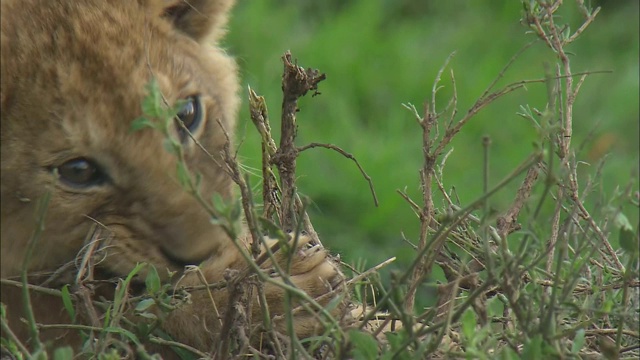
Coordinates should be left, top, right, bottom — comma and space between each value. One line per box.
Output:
298, 142, 378, 206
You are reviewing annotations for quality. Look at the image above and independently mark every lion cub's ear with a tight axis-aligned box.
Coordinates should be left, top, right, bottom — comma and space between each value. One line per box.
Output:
143, 0, 235, 43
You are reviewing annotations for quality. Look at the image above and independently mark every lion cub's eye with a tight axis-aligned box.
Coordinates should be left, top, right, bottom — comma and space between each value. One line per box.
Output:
56, 158, 106, 187
176, 95, 203, 141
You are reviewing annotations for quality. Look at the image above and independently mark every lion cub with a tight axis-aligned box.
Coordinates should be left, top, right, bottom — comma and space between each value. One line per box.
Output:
1, 0, 344, 355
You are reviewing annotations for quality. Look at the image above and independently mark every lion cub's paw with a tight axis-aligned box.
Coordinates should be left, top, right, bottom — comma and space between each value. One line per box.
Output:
258, 235, 345, 324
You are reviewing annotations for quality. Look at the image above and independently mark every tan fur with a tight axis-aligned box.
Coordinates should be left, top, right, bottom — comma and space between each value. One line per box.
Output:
0, 0, 344, 356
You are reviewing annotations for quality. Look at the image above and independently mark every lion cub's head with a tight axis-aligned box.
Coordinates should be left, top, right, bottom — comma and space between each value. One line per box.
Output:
1, 0, 239, 281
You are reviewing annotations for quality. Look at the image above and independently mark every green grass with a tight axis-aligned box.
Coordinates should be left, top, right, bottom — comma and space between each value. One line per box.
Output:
226, 0, 639, 272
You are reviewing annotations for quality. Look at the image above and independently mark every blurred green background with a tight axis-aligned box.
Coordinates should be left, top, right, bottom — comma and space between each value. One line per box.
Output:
225, 1, 639, 278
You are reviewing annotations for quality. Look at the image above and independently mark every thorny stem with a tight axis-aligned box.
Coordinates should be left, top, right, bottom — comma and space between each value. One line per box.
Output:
529, 2, 622, 273
248, 88, 280, 220
363, 152, 541, 329
275, 51, 326, 231
249, 51, 378, 258
402, 43, 546, 312
404, 103, 437, 312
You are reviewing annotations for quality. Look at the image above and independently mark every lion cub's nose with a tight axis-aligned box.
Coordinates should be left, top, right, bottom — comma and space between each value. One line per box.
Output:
154, 219, 228, 266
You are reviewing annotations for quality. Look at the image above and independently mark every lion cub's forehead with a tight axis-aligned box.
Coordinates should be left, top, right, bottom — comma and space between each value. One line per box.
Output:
3, 0, 209, 128
1, 0, 235, 183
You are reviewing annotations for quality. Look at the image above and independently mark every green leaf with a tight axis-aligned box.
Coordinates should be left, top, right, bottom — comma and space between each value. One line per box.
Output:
323, 293, 345, 313
30, 350, 48, 360
461, 307, 476, 340
619, 227, 638, 255
500, 347, 520, 360
153, 329, 199, 360
614, 212, 633, 231
130, 116, 153, 132
113, 263, 146, 317
258, 216, 286, 241
209, 216, 225, 226
348, 330, 379, 360
521, 334, 543, 360
135, 298, 156, 312
486, 296, 505, 318
103, 326, 141, 345
136, 311, 158, 320
0, 339, 22, 360
53, 346, 74, 360
145, 265, 161, 294
211, 193, 227, 214
230, 198, 243, 223
125, 263, 146, 284
141, 78, 164, 118
136, 322, 152, 338
61, 285, 75, 321
384, 331, 402, 350
99, 350, 122, 360
571, 328, 585, 354
562, 25, 571, 40
103, 306, 111, 328
176, 161, 191, 189
384, 331, 411, 359
163, 138, 179, 155
169, 99, 187, 118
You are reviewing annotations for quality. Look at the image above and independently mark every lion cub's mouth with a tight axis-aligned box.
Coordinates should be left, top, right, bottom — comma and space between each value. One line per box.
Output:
159, 246, 212, 269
